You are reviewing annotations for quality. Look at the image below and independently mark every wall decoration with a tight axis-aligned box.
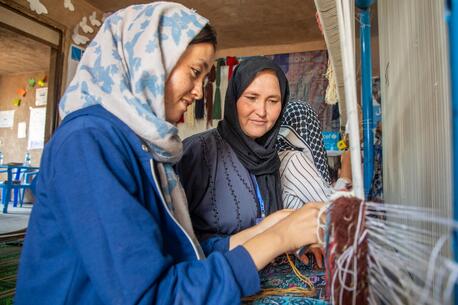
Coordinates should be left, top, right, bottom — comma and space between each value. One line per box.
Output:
12, 98, 21, 106
28, 107, 46, 150
270, 51, 337, 131
0, 110, 15, 128
37, 76, 47, 87
26, 0, 48, 15
18, 122, 27, 139
35, 87, 48, 106
72, 24, 90, 45
16, 88, 27, 97
28, 78, 36, 88
64, 0, 75, 11
89, 11, 101, 27
67, 44, 84, 86
79, 16, 94, 34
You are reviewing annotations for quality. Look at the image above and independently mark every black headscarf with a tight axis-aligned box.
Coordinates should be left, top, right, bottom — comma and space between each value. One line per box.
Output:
217, 56, 289, 214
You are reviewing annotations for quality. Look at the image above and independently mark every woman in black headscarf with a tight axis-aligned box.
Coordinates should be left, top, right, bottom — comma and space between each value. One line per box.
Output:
176, 56, 291, 253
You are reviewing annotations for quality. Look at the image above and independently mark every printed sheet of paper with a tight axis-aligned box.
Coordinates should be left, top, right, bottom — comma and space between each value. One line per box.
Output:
28, 107, 46, 150
0, 110, 15, 128
18, 122, 27, 139
35, 87, 48, 106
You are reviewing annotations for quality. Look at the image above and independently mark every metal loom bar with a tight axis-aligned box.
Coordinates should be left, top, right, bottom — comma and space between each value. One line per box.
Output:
355, 0, 375, 199
446, 0, 458, 304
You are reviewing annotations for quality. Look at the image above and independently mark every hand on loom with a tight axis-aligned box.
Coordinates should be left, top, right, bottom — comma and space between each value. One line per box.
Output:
297, 245, 324, 269
243, 202, 326, 270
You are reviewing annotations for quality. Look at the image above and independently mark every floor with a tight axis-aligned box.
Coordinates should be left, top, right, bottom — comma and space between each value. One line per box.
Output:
0, 240, 23, 304
0, 204, 31, 235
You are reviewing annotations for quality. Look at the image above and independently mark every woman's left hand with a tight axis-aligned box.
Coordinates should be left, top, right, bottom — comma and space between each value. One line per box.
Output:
229, 209, 294, 250
257, 209, 295, 233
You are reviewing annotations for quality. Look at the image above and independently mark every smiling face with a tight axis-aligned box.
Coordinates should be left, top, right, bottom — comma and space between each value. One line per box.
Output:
236, 70, 282, 139
164, 42, 215, 124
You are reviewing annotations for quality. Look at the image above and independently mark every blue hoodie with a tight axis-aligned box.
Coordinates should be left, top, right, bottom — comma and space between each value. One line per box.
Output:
15, 105, 260, 305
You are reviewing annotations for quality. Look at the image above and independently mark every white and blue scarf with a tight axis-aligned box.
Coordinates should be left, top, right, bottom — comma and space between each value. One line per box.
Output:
59, 2, 208, 258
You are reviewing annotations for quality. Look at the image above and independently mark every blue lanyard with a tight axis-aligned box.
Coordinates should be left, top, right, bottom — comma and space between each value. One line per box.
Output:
251, 175, 266, 220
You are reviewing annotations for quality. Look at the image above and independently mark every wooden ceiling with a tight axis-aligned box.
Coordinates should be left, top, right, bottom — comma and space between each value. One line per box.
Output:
0, 26, 51, 76
84, 0, 325, 50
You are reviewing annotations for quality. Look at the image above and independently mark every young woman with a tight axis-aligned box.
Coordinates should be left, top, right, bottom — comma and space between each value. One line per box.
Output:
15, 3, 323, 305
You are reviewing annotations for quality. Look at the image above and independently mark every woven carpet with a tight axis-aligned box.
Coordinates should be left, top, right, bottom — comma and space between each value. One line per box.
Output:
243, 253, 329, 305
0, 241, 22, 305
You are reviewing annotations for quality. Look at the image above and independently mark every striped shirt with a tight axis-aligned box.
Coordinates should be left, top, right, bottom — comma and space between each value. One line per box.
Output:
279, 150, 332, 209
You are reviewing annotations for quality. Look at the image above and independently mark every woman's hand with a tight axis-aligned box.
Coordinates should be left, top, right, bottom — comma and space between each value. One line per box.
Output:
270, 202, 325, 252
229, 209, 293, 250
257, 209, 294, 233
243, 202, 326, 270
297, 245, 324, 269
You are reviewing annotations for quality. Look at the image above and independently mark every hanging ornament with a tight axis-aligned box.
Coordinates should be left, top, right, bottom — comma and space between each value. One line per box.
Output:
12, 98, 21, 106
325, 58, 338, 105
212, 58, 225, 120
28, 78, 36, 88
89, 12, 102, 27
37, 77, 47, 87
79, 16, 94, 34
16, 88, 27, 97
26, 0, 48, 15
64, 0, 75, 11
72, 24, 90, 45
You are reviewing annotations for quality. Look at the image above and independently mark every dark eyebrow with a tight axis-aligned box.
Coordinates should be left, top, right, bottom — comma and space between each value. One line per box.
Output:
243, 91, 259, 96
244, 91, 280, 99
196, 59, 209, 71
202, 61, 209, 71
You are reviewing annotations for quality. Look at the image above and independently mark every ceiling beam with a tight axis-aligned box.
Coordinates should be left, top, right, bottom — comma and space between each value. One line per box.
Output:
215, 40, 326, 58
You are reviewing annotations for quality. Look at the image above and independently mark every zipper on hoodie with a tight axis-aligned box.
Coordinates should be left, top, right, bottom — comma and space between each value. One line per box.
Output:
148, 159, 203, 260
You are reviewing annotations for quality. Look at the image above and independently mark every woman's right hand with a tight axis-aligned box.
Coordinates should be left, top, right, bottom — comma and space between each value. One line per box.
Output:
269, 202, 325, 253
243, 202, 326, 270
229, 209, 293, 250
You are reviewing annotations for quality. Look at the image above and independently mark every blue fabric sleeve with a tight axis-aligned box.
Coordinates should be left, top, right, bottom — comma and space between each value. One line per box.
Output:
47, 128, 260, 305
225, 246, 261, 296
201, 236, 230, 255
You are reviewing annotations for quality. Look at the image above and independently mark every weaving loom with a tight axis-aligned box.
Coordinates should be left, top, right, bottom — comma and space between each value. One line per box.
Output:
244, 0, 458, 304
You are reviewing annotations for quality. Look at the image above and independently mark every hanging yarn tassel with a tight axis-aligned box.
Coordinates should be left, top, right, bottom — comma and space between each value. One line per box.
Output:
205, 65, 216, 127
178, 114, 184, 124
325, 58, 338, 105
194, 97, 205, 120
226, 56, 238, 80
212, 58, 224, 120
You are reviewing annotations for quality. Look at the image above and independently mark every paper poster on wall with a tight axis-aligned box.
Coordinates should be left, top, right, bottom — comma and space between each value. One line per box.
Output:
35, 87, 48, 106
18, 122, 27, 139
0, 110, 15, 128
28, 107, 46, 150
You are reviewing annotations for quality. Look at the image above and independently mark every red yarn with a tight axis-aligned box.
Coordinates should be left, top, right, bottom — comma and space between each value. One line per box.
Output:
325, 197, 369, 305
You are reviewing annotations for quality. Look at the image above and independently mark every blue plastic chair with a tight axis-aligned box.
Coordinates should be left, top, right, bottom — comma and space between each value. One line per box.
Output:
17, 169, 39, 207
1, 168, 39, 211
